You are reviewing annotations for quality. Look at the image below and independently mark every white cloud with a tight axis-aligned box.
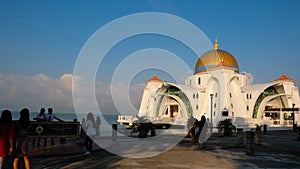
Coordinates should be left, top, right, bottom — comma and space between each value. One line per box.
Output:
0, 73, 145, 115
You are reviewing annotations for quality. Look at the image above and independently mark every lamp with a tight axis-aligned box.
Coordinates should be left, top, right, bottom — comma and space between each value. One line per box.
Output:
210, 93, 214, 133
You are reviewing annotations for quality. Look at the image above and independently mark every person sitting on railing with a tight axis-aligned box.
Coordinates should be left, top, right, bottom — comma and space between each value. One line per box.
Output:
32, 108, 47, 146
45, 108, 64, 146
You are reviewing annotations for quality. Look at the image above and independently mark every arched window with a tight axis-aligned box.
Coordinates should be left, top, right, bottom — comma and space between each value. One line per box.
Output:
250, 94, 252, 99
247, 105, 249, 111
193, 94, 195, 99
231, 103, 233, 109
196, 93, 199, 98
247, 94, 249, 99
196, 105, 198, 110
215, 93, 218, 98
214, 103, 217, 108
229, 93, 232, 98
198, 77, 201, 85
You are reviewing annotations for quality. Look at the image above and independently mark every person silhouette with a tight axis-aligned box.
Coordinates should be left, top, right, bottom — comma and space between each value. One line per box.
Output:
95, 116, 101, 137
33, 108, 47, 146
13, 108, 31, 169
84, 112, 96, 157
0, 110, 14, 169
45, 108, 63, 146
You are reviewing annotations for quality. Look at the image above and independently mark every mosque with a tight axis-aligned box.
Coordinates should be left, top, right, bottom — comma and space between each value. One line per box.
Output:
135, 40, 300, 129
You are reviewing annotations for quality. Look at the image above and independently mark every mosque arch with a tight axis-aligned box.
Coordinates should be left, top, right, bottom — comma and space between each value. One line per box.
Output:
205, 76, 221, 122
228, 79, 239, 118
256, 94, 285, 120
228, 76, 240, 93
206, 76, 220, 87
206, 76, 220, 99
154, 85, 193, 120
252, 86, 281, 119
229, 76, 240, 84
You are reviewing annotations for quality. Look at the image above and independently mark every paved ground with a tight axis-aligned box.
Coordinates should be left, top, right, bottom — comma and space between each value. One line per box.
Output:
23, 130, 300, 168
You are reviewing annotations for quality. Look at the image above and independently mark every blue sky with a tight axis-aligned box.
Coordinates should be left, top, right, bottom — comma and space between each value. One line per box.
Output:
0, 0, 300, 113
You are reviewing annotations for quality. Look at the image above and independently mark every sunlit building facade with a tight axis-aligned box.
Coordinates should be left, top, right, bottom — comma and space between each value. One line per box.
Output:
138, 41, 300, 129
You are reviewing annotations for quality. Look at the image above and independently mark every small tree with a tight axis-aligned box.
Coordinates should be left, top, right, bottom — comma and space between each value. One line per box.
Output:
255, 124, 262, 132
217, 119, 236, 136
130, 116, 154, 138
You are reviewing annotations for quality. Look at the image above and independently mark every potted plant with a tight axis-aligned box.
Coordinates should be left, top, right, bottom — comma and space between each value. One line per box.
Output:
217, 119, 236, 136
130, 116, 155, 138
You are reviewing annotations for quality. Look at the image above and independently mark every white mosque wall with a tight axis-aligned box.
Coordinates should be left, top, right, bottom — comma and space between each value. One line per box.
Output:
136, 70, 300, 129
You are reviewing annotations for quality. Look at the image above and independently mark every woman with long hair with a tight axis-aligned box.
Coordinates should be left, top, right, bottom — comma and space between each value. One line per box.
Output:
0, 110, 14, 169
84, 112, 96, 157
13, 108, 31, 169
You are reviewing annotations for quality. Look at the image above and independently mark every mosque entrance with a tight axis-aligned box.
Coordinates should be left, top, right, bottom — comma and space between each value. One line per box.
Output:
264, 107, 299, 126
164, 104, 179, 118
170, 105, 178, 118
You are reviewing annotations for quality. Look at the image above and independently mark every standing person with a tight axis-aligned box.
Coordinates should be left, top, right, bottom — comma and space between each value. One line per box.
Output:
95, 116, 101, 137
0, 110, 14, 169
197, 115, 208, 149
84, 112, 96, 157
13, 108, 31, 169
195, 115, 206, 141
32, 108, 46, 146
45, 108, 63, 146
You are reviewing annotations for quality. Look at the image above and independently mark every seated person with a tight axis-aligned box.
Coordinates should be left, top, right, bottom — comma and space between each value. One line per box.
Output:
32, 108, 47, 146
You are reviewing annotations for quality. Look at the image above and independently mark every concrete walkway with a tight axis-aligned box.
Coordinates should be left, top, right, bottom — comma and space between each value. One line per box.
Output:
28, 130, 300, 169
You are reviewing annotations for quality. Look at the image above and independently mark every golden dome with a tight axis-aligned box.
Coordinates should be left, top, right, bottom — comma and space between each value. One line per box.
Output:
195, 40, 239, 73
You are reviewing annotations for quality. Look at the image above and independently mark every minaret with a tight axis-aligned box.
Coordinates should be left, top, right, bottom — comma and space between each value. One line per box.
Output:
214, 38, 219, 50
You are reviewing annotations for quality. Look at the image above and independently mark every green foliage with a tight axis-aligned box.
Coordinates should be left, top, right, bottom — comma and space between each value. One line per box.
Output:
131, 116, 154, 138
217, 119, 236, 136
255, 124, 262, 132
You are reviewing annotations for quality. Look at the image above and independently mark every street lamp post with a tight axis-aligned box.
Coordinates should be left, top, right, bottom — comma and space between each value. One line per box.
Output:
210, 94, 214, 133
292, 103, 296, 132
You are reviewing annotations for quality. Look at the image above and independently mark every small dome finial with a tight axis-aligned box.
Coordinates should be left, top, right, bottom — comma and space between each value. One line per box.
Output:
214, 38, 219, 50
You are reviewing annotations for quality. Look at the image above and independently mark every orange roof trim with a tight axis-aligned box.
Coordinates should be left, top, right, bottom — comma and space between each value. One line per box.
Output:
273, 73, 295, 82
147, 74, 163, 82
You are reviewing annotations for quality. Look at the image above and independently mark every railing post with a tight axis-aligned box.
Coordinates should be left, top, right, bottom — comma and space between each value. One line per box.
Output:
112, 124, 118, 142
297, 127, 300, 141
255, 130, 262, 146
263, 124, 267, 135
236, 128, 243, 147
246, 131, 255, 155
151, 124, 156, 137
